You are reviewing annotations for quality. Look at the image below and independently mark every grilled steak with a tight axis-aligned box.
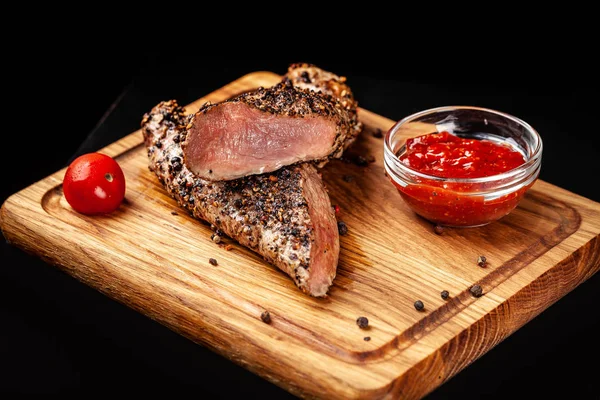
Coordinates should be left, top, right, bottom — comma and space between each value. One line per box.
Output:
142, 100, 339, 297
181, 64, 362, 181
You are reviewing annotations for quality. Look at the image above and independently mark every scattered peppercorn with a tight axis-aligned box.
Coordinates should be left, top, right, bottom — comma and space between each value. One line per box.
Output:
364, 336, 371, 341
373, 128, 383, 138
261, 311, 271, 324
355, 156, 368, 166
342, 175, 354, 182
211, 233, 221, 244
434, 225, 444, 235
333, 204, 340, 214
338, 221, 348, 236
441, 290, 450, 300
470, 284, 483, 297
477, 255, 487, 267
356, 316, 369, 329
414, 300, 425, 311
171, 211, 178, 216
209, 258, 218, 266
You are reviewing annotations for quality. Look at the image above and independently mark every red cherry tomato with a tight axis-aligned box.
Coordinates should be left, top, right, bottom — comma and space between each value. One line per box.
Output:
63, 153, 126, 215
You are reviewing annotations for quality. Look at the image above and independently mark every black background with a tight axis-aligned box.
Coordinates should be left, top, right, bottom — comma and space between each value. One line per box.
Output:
2, 29, 599, 398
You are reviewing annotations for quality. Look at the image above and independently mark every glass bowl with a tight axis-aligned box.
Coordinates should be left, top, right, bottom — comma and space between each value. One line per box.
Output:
384, 106, 543, 227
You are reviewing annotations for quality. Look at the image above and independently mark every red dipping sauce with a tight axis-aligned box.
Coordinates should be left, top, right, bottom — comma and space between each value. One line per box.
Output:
399, 131, 526, 179
392, 131, 532, 227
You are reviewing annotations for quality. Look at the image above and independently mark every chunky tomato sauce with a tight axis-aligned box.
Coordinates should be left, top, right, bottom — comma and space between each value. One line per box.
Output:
393, 131, 530, 227
399, 131, 526, 178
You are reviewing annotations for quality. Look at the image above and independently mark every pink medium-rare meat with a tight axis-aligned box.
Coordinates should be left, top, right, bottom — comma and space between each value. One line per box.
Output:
182, 82, 342, 181
181, 65, 362, 181
142, 100, 339, 297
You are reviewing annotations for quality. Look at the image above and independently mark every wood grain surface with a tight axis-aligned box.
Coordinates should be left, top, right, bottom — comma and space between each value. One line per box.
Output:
2, 72, 600, 399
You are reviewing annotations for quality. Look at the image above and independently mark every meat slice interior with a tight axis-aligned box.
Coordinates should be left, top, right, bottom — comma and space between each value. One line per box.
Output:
182, 66, 362, 182
185, 102, 338, 181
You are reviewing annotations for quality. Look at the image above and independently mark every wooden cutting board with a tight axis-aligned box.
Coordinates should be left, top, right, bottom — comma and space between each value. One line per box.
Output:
2, 72, 599, 399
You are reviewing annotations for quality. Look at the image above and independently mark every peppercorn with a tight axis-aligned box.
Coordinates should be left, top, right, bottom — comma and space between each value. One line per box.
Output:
211, 234, 221, 244
171, 211, 178, 216
364, 336, 371, 341
373, 128, 383, 138
337, 221, 348, 236
477, 255, 487, 267
209, 258, 218, 266
355, 156, 368, 166
434, 225, 444, 235
470, 285, 483, 297
356, 316, 369, 329
441, 290, 450, 300
414, 300, 425, 311
261, 311, 271, 324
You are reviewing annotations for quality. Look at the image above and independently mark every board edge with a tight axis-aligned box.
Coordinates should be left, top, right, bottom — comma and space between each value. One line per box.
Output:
369, 233, 600, 399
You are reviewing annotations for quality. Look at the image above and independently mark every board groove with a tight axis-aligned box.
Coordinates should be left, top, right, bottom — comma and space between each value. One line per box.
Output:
2, 71, 600, 399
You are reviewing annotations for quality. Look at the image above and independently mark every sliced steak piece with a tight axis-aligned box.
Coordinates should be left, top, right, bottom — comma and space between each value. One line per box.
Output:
181, 66, 362, 181
142, 100, 339, 297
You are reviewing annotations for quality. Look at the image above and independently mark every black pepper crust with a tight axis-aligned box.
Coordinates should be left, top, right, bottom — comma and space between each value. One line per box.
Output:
285, 63, 362, 149
142, 100, 334, 296
195, 80, 340, 119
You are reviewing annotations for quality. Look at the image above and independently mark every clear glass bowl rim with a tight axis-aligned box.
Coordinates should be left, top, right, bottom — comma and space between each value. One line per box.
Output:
384, 105, 543, 184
